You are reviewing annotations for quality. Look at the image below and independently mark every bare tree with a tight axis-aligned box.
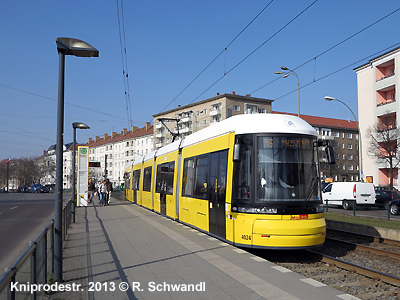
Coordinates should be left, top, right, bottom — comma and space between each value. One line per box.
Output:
366, 114, 400, 190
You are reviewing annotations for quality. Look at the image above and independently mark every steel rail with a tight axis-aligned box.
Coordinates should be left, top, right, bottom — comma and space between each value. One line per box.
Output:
307, 250, 400, 287
326, 236, 400, 260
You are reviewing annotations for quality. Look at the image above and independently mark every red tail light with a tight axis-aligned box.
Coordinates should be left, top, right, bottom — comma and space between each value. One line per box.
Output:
353, 184, 356, 198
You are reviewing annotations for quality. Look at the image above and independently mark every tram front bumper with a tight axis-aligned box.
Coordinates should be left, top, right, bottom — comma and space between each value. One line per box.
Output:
251, 217, 326, 249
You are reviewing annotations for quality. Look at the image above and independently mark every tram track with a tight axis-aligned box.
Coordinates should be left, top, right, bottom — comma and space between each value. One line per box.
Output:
249, 229, 400, 299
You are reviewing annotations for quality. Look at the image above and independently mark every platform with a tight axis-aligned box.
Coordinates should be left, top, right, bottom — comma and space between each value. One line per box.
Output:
46, 197, 359, 300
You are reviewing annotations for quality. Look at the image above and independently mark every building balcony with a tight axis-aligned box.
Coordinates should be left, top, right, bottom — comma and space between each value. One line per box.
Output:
210, 109, 221, 117
156, 123, 163, 129
180, 116, 192, 123
179, 126, 191, 134
376, 85, 396, 107
375, 59, 395, 82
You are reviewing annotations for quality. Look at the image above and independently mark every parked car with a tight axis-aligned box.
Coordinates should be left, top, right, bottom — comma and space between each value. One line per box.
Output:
17, 185, 29, 193
389, 199, 400, 215
30, 183, 42, 193
322, 182, 376, 210
37, 186, 49, 193
375, 189, 400, 208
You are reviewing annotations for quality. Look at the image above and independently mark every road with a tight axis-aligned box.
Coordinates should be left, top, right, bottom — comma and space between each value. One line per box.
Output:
0, 192, 71, 273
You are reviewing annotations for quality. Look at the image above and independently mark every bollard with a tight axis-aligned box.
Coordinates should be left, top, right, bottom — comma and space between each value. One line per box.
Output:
353, 201, 356, 217
325, 200, 329, 212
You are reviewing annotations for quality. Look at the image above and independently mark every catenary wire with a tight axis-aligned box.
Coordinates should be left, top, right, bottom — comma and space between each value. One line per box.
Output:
250, 6, 400, 94
158, 0, 275, 114
186, 0, 319, 105
116, 0, 134, 128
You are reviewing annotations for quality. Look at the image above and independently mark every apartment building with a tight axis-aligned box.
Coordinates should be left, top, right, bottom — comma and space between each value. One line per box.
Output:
39, 123, 154, 188
152, 92, 273, 148
273, 112, 359, 182
355, 46, 400, 187
38, 142, 82, 189
87, 122, 153, 186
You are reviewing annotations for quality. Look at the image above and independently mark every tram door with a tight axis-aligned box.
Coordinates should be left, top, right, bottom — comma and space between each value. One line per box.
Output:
208, 150, 228, 239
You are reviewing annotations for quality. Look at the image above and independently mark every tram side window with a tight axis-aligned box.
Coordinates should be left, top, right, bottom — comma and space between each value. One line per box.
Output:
125, 172, 131, 190
182, 150, 228, 200
156, 162, 174, 195
182, 158, 195, 197
132, 170, 141, 191
143, 167, 152, 192
193, 154, 209, 199
232, 135, 252, 201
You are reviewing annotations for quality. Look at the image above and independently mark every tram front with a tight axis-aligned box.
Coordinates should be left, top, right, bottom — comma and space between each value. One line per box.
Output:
231, 133, 326, 249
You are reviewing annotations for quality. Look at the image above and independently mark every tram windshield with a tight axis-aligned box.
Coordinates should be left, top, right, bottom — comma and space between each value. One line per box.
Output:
233, 134, 319, 203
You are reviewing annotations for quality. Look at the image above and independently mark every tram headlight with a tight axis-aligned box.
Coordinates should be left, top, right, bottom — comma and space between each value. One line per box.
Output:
235, 207, 277, 214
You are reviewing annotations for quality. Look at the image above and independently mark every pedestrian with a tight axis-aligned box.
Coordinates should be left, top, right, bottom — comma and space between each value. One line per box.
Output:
98, 180, 106, 206
97, 181, 101, 201
105, 178, 113, 205
88, 179, 95, 204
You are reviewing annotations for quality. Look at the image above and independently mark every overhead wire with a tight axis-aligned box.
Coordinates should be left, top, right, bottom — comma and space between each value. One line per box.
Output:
273, 41, 400, 101
0, 83, 124, 120
186, 0, 319, 105
250, 6, 400, 95
116, 0, 134, 128
158, 0, 275, 114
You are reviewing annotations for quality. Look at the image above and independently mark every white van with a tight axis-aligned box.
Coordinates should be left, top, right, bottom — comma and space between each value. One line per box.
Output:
322, 182, 376, 210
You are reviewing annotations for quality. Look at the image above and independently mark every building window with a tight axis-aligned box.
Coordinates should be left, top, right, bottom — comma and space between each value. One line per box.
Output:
233, 105, 240, 111
347, 133, 352, 139
203, 120, 207, 126
348, 155, 353, 160
342, 154, 346, 160
348, 165, 353, 171
348, 144, 353, 150
333, 132, 339, 138
259, 108, 266, 113
245, 104, 258, 114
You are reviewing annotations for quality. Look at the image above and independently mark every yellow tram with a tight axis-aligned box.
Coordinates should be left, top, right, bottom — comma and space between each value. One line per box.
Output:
125, 114, 326, 249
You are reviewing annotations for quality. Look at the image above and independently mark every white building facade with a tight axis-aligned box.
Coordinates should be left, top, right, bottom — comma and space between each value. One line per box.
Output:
39, 123, 154, 188
355, 46, 400, 188
87, 123, 153, 186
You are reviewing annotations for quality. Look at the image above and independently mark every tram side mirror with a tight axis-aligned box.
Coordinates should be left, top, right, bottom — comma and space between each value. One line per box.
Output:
325, 145, 335, 165
233, 144, 241, 162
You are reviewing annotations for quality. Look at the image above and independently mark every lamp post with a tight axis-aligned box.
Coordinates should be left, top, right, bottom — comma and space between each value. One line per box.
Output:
275, 66, 300, 117
72, 122, 90, 223
55, 38, 98, 282
324, 96, 363, 181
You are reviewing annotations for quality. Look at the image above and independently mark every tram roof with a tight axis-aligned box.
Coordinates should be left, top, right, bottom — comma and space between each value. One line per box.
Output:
128, 114, 318, 166
181, 113, 317, 148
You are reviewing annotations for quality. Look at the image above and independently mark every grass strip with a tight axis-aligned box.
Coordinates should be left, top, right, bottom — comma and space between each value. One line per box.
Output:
325, 212, 400, 231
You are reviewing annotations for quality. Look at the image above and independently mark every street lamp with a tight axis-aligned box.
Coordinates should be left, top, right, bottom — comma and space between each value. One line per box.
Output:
275, 66, 300, 117
324, 96, 363, 181
72, 122, 90, 223
55, 38, 98, 282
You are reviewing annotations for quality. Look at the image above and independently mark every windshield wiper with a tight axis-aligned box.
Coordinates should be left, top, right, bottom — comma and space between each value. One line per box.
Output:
302, 177, 317, 208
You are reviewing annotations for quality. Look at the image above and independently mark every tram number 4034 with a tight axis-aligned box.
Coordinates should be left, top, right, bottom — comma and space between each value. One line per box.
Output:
241, 235, 251, 241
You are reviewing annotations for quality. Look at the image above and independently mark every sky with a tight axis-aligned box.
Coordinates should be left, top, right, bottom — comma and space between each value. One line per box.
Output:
1, 0, 400, 160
